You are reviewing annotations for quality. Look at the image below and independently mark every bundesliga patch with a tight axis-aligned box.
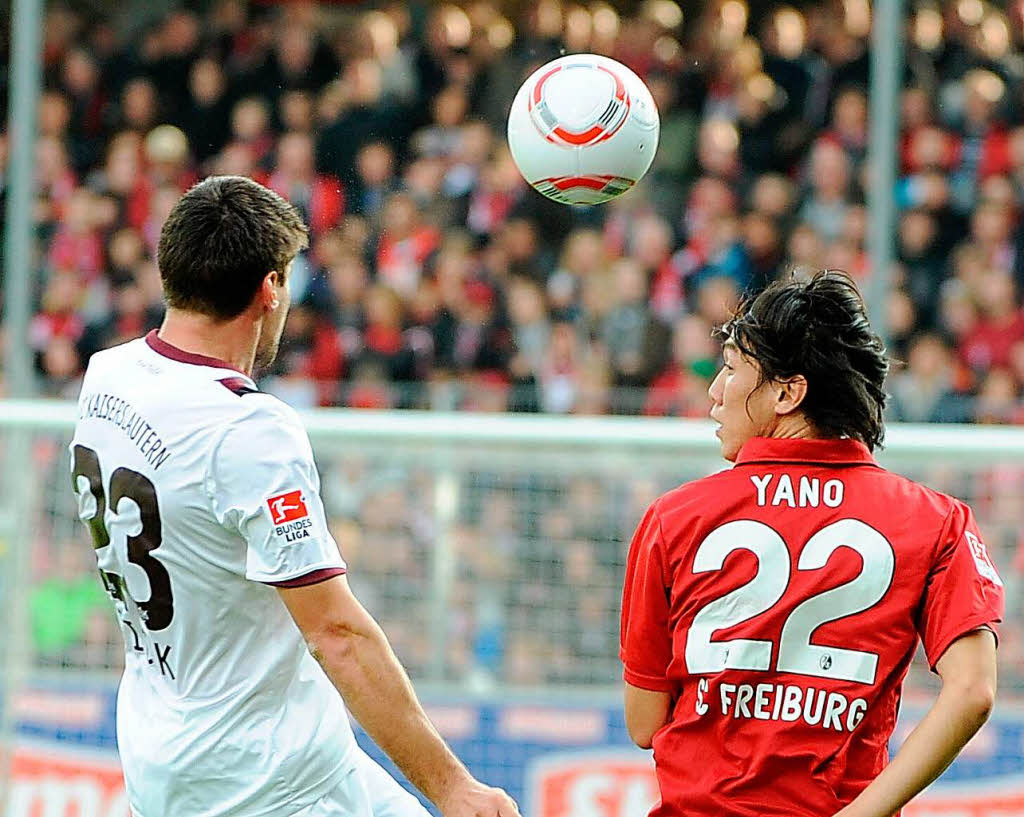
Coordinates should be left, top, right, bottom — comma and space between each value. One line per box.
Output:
965, 531, 1003, 586
267, 490, 314, 543
267, 490, 308, 524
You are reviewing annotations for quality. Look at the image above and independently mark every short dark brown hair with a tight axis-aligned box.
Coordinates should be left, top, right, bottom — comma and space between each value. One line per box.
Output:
157, 176, 308, 319
723, 270, 889, 450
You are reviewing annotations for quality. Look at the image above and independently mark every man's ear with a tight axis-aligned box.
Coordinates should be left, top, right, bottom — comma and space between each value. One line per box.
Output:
261, 271, 280, 311
774, 375, 808, 416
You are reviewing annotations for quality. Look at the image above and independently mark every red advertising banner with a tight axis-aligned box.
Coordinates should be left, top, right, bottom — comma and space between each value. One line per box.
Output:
9, 740, 1024, 817
8, 744, 129, 817
526, 752, 1024, 817
527, 752, 661, 817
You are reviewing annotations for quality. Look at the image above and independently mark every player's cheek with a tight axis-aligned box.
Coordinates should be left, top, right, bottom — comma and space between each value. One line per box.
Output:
722, 376, 746, 418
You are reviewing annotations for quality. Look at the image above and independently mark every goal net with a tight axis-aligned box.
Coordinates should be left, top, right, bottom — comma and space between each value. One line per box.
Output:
2, 402, 1022, 817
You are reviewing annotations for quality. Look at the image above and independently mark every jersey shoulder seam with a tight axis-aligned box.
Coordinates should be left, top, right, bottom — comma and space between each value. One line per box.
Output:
217, 376, 260, 396
203, 396, 309, 509
659, 468, 739, 507
651, 497, 671, 586
929, 501, 960, 572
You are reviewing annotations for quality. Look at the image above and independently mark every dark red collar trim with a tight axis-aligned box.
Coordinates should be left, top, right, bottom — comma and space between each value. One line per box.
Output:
735, 437, 877, 466
145, 330, 249, 376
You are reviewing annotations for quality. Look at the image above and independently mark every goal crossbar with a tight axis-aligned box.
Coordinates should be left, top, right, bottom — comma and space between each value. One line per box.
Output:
3, 399, 1023, 461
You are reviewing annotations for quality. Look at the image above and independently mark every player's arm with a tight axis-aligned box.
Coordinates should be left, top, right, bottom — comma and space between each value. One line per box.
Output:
620, 501, 677, 749
211, 408, 519, 817
834, 629, 996, 817
279, 575, 520, 817
837, 501, 1003, 817
624, 683, 672, 749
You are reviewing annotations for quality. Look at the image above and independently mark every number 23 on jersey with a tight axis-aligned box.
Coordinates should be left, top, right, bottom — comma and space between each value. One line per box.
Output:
71, 444, 174, 631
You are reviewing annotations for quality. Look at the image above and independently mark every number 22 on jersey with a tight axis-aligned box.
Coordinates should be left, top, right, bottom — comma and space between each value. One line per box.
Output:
685, 519, 895, 685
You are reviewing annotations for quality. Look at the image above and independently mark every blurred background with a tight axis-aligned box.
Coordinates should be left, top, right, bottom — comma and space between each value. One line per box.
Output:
2, 0, 1024, 815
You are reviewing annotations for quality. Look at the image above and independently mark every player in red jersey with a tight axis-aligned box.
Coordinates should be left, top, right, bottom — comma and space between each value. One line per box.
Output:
620, 270, 1003, 817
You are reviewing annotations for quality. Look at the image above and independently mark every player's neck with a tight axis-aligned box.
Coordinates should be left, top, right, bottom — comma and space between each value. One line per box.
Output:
766, 412, 819, 441
157, 309, 259, 376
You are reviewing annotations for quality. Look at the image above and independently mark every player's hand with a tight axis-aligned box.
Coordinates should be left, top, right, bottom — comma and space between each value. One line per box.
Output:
437, 779, 521, 817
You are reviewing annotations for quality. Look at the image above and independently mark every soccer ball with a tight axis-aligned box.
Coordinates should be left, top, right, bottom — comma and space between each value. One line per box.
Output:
507, 54, 660, 206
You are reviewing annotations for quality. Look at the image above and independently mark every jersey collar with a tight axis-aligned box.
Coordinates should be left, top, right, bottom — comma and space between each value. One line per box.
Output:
145, 330, 249, 376
735, 437, 877, 466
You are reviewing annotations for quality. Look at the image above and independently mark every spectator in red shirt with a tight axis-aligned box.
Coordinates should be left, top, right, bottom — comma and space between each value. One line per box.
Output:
47, 188, 104, 281
465, 147, 525, 238
230, 96, 276, 170
268, 131, 344, 236
31, 271, 86, 365
961, 268, 1024, 372
375, 192, 440, 298
35, 135, 78, 225
356, 284, 421, 386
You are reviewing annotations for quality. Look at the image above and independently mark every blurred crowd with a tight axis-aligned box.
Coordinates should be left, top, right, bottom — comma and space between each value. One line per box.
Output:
1, 0, 1024, 418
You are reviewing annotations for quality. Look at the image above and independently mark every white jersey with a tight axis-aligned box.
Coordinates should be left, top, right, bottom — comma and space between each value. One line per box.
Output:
70, 331, 356, 817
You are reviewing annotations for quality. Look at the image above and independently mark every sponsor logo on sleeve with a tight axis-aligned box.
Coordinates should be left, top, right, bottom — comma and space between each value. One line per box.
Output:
965, 531, 1003, 586
267, 490, 313, 542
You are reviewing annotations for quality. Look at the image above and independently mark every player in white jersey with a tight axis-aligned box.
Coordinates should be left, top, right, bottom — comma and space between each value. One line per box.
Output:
70, 176, 521, 817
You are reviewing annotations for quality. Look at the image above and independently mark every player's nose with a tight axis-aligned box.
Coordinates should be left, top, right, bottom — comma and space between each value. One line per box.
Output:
708, 368, 724, 405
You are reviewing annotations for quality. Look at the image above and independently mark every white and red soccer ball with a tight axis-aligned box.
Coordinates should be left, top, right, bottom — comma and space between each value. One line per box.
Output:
507, 54, 660, 206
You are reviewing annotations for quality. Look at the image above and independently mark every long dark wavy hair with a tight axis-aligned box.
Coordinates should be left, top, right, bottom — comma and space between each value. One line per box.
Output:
722, 270, 890, 450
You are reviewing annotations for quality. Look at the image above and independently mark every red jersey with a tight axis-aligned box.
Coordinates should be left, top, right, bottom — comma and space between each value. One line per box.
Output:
620, 437, 1004, 817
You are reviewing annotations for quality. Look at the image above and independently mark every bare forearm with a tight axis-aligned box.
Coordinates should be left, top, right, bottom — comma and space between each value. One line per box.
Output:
835, 685, 993, 817
624, 684, 672, 749
314, 619, 470, 807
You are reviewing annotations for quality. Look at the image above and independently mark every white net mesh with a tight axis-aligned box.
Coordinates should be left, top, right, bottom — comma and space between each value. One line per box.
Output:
3, 405, 1024, 816
12, 410, 1023, 691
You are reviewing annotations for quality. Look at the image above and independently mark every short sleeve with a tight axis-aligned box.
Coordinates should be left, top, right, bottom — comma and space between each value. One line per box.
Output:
917, 500, 1004, 670
209, 401, 346, 587
619, 501, 675, 692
